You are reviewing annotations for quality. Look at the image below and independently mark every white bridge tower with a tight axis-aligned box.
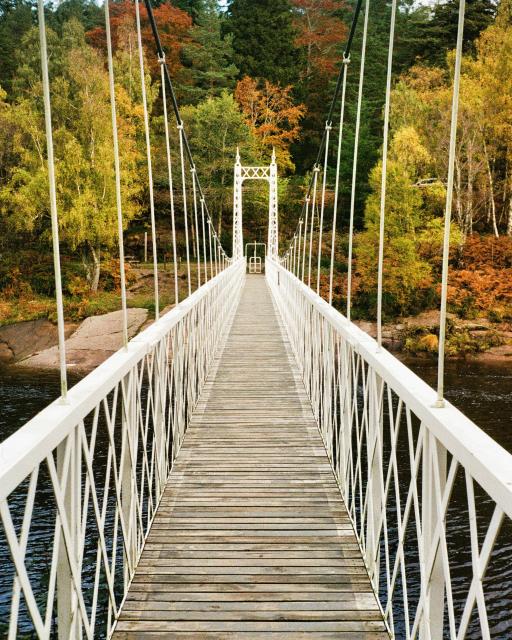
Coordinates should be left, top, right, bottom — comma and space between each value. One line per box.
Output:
233, 148, 278, 260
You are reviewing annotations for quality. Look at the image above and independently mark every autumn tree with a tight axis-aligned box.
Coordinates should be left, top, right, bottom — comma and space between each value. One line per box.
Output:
391, 3, 512, 240
235, 76, 305, 171
291, 0, 346, 80
86, 0, 192, 78
0, 20, 145, 290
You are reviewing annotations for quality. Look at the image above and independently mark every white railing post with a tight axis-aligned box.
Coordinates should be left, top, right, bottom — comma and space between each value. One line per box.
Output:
365, 370, 384, 590
121, 369, 137, 588
338, 339, 352, 494
421, 432, 447, 639
153, 340, 169, 493
56, 433, 81, 639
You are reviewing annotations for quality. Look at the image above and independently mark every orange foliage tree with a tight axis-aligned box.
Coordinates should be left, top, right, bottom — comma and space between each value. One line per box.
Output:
290, 0, 347, 80
86, 1, 192, 77
234, 76, 306, 171
447, 236, 512, 316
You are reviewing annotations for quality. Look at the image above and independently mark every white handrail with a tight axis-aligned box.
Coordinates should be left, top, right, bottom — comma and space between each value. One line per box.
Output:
0, 258, 245, 638
267, 257, 512, 639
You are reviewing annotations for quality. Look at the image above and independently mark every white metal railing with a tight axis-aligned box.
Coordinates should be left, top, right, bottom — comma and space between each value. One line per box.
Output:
0, 259, 245, 639
267, 258, 512, 640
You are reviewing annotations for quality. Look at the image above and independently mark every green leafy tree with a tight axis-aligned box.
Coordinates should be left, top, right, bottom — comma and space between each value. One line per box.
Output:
48, 0, 103, 32
225, 0, 299, 85
355, 126, 449, 316
181, 91, 258, 240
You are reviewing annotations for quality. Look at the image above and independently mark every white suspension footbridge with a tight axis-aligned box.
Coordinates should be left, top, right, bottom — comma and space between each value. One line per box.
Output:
1, 0, 511, 638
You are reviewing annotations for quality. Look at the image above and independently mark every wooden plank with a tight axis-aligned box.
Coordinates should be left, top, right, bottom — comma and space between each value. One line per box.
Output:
112, 275, 387, 639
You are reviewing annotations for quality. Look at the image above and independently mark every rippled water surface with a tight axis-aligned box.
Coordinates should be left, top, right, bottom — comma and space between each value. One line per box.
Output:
0, 359, 511, 637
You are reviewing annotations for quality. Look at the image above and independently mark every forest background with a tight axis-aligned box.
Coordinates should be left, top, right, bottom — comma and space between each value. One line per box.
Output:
1, 0, 512, 357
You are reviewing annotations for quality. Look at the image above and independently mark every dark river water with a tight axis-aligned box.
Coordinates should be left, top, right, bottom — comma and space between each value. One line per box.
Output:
0, 359, 511, 637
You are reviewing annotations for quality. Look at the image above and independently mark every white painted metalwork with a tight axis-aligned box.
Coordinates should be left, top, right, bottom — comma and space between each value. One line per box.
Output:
267, 257, 512, 640
233, 150, 279, 260
135, 0, 159, 319
437, 0, 466, 406
248, 257, 262, 274
105, 0, 129, 348
376, 0, 398, 348
0, 260, 245, 639
37, 0, 68, 399
232, 149, 244, 260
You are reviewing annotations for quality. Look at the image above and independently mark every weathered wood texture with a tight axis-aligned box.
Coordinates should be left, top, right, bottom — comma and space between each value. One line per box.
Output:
113, 275, 388, 639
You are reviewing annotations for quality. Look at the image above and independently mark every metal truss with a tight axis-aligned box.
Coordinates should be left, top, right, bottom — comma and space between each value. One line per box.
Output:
232, 149, 278, 260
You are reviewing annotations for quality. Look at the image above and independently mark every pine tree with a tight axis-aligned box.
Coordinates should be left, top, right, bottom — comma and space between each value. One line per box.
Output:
173, 0, 205, 23
181, 0, 238, 104
0, 0, 34, 94
414, 0, 496, 66
226, 0, 299, 85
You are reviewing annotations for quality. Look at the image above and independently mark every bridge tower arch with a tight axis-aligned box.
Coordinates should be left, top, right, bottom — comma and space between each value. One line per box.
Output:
232, 148, 278, 260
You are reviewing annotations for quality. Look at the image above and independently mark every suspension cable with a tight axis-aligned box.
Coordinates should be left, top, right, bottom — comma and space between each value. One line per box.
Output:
347, 0, 370, 322
376, 0, 398, 348
200, 198, 208, 282
436, 0, 466, 407
302, 196, 310, 281
191, 167, 201, 288
208, 220, 214, 279
178, 123, 192, 296
143, 0, 228, 264
37, 0, 67, 400
297, 218, 303, 278
294, 0, 364, 231
316, 122, 332, 294
328, 56, 350, 304
105, 0, 129, 347
214, 234, 219, 275
135, 0, 159, 319
308, 167, 320, 287
292, 233, 298, 275
159, 54, 179, 305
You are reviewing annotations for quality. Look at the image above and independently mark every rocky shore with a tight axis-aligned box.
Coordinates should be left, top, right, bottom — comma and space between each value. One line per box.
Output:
355, 310, 512, 362
0, 308, 148, 373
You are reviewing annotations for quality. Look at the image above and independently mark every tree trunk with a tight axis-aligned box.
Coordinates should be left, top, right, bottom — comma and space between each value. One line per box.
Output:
466, 138, 475, 235
90, 243, 101, 293
484, 145, 500, 238
483, 141, 499, 238
454, 157, 465, 237
508, 195, 512, 236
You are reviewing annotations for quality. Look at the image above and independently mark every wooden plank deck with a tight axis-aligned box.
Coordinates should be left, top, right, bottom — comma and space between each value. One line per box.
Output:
113, 274, 388, 639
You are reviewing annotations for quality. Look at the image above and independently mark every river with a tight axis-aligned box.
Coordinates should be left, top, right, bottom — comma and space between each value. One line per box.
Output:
0, 359, 511, 637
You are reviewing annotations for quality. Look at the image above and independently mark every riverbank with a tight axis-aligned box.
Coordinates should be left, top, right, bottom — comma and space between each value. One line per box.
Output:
0, 308, 148, 373
1, 305, 511, 374
356, 310, 512, 362
0, 262, 200, 372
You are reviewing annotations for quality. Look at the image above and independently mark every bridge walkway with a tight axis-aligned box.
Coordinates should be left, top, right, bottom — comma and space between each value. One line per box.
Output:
113, 275, 388, 639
